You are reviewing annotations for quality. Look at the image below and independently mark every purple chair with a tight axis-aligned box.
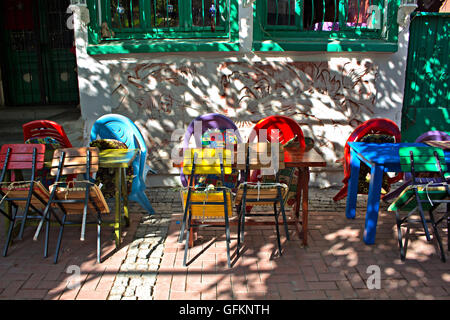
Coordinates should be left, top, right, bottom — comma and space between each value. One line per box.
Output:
383, 130, 450, 202
180, 113, 242, 187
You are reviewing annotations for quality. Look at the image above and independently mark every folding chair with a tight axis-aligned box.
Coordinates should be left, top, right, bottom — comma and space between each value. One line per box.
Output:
387, 147, 450, 262
235, 143, 290, 257
40, 147, 109, 263
179, 148, 234, 267
0, 144, 50, 257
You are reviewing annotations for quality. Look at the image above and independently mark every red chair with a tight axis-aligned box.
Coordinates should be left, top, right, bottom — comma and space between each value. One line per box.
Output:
22, 120, 73, 148
247, 115, 306, 209
333, 118, 403, 202
248, 115, 306, 148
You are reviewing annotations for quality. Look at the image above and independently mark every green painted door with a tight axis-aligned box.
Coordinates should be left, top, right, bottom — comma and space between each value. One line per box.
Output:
0, 0, 79, 106
401, 13, 450, 142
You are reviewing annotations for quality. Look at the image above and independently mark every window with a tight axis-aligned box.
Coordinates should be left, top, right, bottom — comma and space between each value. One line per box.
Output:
91, 0, 232, 40
254, 0, 399, 52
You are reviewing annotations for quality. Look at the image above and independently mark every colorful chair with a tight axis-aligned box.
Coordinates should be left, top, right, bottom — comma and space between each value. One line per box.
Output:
333, 118, 403, 202
235, 143, 290, 257
180, 148, 234, 267
387, 147, 449, 262
42, 147, 109, 263
247, 115, 306, 208
383, 130, 450, 202
180, 113, 242, 187
90, 114, 155, 214
23, 120, 73, 148
0, 144, 50, 257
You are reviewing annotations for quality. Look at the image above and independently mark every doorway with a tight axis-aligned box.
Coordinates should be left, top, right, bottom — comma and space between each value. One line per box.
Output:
0, 0, 79, 106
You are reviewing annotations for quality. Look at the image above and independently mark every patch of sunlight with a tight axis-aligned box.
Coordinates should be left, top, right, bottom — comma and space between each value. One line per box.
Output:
442, 273, 450, 283
324, 226, 360, 241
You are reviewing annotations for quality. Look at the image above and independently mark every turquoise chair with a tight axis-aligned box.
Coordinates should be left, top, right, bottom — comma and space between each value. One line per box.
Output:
90, 114, 155, 214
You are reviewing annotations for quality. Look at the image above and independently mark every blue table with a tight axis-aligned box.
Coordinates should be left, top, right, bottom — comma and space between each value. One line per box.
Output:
345, 142, 450, 244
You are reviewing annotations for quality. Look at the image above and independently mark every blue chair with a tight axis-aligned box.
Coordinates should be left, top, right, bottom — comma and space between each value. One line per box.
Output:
90, 114, 155, 214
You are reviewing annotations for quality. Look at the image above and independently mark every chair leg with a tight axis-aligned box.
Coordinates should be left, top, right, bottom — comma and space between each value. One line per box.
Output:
395, 211, 406, 261
236, 204, 244, 257
416, 196, 431, 241
183, 210, 193, 267
223, 202, 231, 268
240, 198, 247, 244
97, 213, 102, 263
54, 214, 67, 264
3, 206, 18, 257
428, 210, 446, 262
279, 201, 290, 241
273, 203, 282, 256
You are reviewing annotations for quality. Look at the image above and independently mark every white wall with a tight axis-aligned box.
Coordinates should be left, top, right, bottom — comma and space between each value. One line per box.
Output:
72, 2, 410, 188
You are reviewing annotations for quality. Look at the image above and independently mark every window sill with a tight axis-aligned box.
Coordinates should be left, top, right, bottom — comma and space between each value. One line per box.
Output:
87, 39, 240, 55
253, 39, 398, 53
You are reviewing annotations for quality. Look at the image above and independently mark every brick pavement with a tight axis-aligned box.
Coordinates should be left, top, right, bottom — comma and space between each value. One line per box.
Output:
0, 187, 449, 300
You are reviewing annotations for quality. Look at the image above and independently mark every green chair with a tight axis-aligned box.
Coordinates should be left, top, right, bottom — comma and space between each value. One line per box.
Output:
387, 147, 449, 262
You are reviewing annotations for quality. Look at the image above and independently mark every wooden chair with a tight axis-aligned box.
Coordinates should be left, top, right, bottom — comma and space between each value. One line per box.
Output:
387, 147, 450, 262
179, 148, 234, 267
235, 143, 290, 257
0, 144, 50, 257
40, 147, 109, 263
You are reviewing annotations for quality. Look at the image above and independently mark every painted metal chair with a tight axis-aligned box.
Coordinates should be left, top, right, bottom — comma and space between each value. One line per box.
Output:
90, 114, 155, 214
383, 130, 450, 202
387, 147, 449, 262
180, 113, 242, 187
333, 118, 403, 202
235, 143, 290, 257
180, 148, 234, 267
23, 120, 73, 148
42, 147, 109, 263
0, 144, 50, 257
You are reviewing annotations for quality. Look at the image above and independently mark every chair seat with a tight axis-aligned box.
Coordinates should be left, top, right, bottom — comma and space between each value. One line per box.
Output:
49, 183, 110, 214
181, 189, 233, 220
388, 184, 450, 212
235, 182, 288, 206
1, 181, 50, 210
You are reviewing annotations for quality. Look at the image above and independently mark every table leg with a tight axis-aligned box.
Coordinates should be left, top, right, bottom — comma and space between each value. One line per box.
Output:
121, 168, 130, 227
345, 149, 361, 219
114, 168, 122, 248
363, 165, 384, 245
300, 167, 310, 246
292, 168, 303, 240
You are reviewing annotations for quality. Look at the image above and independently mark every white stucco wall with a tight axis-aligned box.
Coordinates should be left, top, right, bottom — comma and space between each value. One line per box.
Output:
72, 2, 410, 188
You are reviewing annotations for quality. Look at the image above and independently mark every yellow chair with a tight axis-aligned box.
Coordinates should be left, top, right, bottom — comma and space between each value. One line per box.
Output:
179, 148, 234, 267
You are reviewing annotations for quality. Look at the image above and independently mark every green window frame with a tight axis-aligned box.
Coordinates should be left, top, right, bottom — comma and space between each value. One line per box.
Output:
86, 0, 239, 53
253, 0, 400, 52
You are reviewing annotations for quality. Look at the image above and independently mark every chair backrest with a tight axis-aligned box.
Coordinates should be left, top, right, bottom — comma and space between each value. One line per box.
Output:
0, 144, 46, 173
399, 147, 447, 174
90, 114, 147, 177
236, 143, 285, 172
415, 130, 450, 143
248, 115, 306, 149
23, 120, 72, 148
50, 147, 99, 177
180, 113, 242, 186
343, 118, 401, 176
183, 148, 233, 176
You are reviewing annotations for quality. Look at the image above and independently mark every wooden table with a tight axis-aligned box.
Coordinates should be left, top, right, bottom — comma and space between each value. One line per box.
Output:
174, 145, 326, 245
